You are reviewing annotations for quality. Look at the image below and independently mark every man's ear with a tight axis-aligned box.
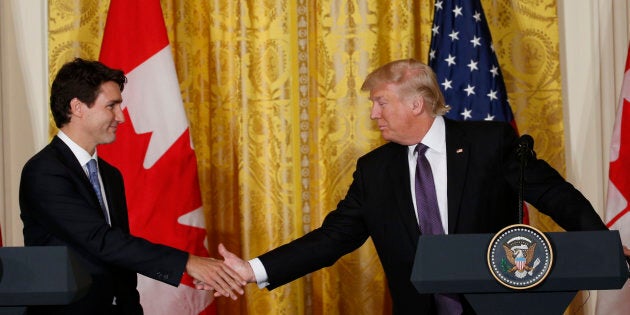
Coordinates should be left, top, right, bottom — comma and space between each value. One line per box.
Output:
412, 96, 425, 115
70, 98, 83, 117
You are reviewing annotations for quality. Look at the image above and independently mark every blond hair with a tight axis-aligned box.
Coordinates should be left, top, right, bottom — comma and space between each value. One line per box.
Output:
361, 58, 450, 116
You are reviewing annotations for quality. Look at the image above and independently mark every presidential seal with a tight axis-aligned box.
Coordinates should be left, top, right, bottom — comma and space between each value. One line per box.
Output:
487, 224, 553, 290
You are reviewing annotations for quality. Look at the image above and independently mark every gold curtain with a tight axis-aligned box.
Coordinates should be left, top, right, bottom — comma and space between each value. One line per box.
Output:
48, 0, 570, 314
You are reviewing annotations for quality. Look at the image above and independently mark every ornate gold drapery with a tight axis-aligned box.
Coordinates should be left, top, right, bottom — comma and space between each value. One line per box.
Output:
48, 0, 571, 314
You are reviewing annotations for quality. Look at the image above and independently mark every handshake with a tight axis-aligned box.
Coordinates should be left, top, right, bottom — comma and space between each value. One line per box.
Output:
185, 244, 255, 300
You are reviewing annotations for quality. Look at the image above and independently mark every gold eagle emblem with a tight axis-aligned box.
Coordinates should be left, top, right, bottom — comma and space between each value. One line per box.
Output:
503, 242, 536, 273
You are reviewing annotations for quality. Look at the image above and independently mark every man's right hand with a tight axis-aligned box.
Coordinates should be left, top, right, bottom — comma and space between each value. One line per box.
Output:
218, 243, 256, 283
186, 254, 245, 300
194, 244, 256, 298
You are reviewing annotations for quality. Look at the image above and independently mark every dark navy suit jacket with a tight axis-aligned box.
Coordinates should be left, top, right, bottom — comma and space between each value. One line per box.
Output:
258, 119, 607, 314
20, 136, 188, 315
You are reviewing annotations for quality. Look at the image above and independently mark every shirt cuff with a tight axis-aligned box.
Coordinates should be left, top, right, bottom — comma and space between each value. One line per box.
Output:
248, 258, 270, 288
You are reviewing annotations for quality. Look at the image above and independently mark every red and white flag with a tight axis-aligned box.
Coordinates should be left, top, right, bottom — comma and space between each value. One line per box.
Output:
596, 44, 630, 315
99, 0, 214, 314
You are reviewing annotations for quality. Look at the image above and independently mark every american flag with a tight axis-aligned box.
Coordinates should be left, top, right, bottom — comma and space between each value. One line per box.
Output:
428, 0, 515, 124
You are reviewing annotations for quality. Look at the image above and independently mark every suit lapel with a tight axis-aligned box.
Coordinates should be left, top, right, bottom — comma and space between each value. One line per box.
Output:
51, 136, 110, 223
444, 119, 470, 234
387, 144, 421, 245
51, 136, 93, 189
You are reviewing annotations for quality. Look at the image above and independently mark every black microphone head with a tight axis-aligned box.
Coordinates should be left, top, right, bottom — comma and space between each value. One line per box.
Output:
517, 134, 535, 160
520, 134, 534, 149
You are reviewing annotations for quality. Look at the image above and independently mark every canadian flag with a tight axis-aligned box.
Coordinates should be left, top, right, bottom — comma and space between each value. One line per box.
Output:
596, 44, 630, 315
98, 0, 214, 314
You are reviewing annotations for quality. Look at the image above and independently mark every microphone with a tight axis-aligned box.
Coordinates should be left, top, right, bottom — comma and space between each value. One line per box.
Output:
517, 135, 534, 224
517, 134, 534, 163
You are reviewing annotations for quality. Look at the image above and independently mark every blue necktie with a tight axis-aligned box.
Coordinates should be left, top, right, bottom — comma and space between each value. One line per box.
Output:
87, 159, 109, 224
414, 144, 463, 315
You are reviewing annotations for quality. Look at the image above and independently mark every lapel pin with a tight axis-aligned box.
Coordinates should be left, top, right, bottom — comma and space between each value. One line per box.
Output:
456, 148, 463, 153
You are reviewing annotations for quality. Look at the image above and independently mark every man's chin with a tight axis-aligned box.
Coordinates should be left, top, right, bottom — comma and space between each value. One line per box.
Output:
380, 132, 392, 142
101, 135, 117, 145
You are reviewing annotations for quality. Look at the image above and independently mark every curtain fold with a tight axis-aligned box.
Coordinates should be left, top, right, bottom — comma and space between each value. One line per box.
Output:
48, 0, 567, 313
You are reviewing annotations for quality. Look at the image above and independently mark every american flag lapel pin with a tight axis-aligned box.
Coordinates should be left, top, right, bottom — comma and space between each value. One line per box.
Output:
456, 148, 463, 154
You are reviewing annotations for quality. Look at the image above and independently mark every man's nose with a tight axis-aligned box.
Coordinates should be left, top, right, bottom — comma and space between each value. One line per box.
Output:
370, 104, 380, 120
114, 106, 125, 123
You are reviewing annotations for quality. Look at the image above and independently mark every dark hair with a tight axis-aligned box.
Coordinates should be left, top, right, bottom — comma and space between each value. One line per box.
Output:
50, 58, 127, 128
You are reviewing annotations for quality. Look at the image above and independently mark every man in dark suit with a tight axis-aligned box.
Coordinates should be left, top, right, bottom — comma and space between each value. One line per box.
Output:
212, 59, 611, 314
19, 58, 244, 314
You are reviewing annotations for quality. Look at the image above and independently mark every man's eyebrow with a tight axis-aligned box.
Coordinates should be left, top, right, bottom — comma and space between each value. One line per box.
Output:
370, 95, 384, 102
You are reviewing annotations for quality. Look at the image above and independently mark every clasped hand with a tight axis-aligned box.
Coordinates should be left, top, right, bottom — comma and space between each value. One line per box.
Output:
185, 254, 245, 300
190, 243, 257, 299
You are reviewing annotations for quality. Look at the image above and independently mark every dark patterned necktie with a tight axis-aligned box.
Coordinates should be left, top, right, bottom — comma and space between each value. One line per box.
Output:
414, 144, 463, 315
87, 159, 109, 225
414, 143, 443, 234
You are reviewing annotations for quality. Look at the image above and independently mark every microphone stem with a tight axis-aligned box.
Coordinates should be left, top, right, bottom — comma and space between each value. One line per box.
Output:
518, 158, 524, 224
516, 135, 533, 225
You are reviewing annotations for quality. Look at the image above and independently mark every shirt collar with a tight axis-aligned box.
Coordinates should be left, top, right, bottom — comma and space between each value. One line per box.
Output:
409, 116, 446, 154
57, 130, 98, 166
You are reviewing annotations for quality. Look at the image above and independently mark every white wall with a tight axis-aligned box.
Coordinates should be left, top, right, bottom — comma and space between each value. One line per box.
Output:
0, 0, 48, 246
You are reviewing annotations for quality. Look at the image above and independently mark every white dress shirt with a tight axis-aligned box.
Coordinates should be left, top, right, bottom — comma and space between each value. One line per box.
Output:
408, 116, 449, 234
